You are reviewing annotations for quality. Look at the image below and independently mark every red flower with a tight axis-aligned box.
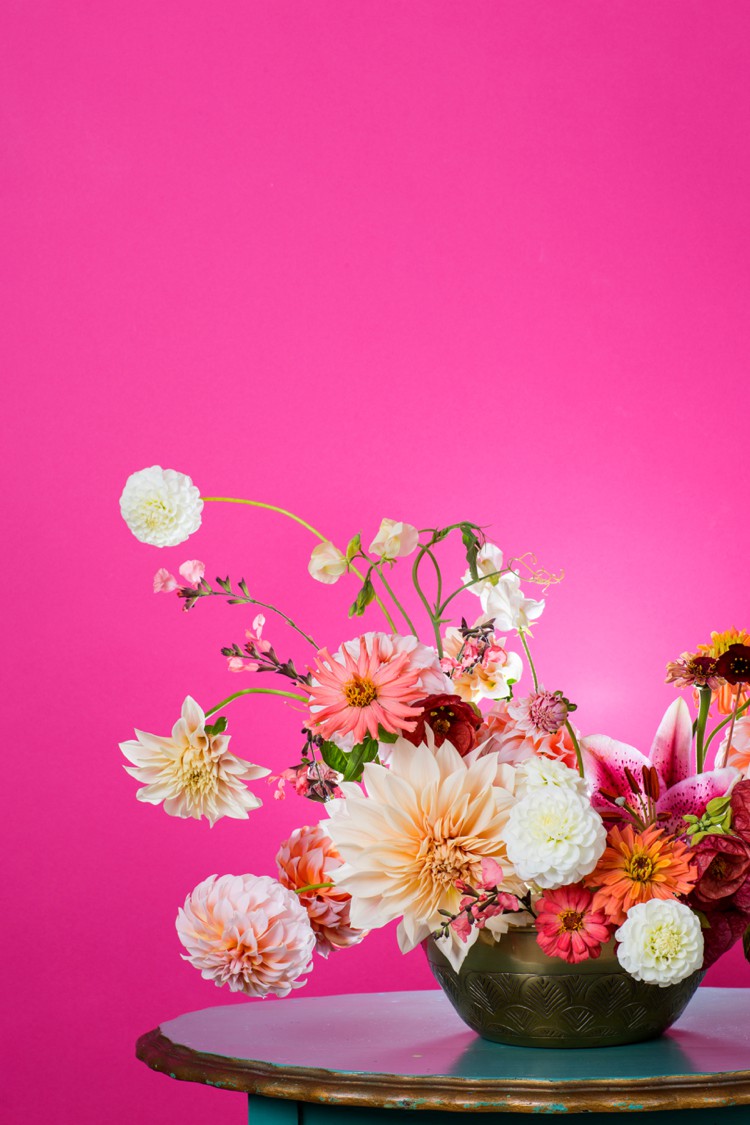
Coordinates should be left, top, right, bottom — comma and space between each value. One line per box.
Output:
715, 644, 750, 685
689, 834, 750, 905
697, 905, 750, 968
402, 693, 482, 755
730, 780, 750, 845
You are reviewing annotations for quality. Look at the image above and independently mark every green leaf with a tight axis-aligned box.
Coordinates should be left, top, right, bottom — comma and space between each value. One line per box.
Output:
348, 575, 376, 617
342, 736, 380, 782
205, 716, 228, 737
345, 533, 362, 563
460, 523, 480, 581
377, 725, 399, 744
319, 740, 349, 773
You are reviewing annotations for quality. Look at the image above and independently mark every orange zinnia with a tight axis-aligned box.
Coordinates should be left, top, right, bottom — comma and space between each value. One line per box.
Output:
588, 824, 698, 925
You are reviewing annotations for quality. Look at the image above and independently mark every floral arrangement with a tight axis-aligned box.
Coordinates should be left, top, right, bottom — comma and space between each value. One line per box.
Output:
119, 466, 750, 999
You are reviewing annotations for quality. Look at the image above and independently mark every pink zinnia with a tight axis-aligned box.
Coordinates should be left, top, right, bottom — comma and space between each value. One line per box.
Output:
535, 883, 612, 964
306, 636, 423, 743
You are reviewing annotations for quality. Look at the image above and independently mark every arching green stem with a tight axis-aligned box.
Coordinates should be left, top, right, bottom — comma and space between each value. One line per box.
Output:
203, 495, 394, 630
565, 719, 586, 780
703, 696, 750, 757
695, 686, 713, 773
375, 567, 417, 635
518, 630, 539, 691
204, 687, 308, 718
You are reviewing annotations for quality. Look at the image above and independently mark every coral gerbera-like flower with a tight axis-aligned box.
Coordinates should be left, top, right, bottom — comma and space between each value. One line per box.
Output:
615, 898, 704, 986
479, 694, 580, 770
589, 824, 697, 926
276, 824, 366, 957
306, 636, 424, 743
535, 883, 612, 964
176, 873, 315, 997
120, 696, 270, 826
697, 629, 750, 714
120, 466, 203, 547
326, 740, 518, 970
501, 785, 606, 889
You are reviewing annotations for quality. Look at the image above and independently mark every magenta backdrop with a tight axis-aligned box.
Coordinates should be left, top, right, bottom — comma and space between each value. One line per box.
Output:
4, 2, 750, 1122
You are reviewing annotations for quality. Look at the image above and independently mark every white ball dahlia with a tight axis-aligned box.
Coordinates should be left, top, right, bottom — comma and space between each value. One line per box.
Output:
120, 465, 203, 547
501, 786, 606, 889
516, 755, 589, 799
176, 873, 316, 998
615, 899, 704, 986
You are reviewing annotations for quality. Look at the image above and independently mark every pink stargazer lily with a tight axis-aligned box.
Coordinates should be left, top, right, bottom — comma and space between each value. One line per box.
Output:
582, 698, 739, 835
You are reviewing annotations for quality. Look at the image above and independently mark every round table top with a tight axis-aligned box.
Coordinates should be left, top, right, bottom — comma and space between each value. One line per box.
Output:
136, 986, 750, 1114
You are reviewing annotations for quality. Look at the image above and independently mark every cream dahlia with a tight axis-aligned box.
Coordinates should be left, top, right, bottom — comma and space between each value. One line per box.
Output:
176, 873, 315, 997
120, 466, 203, 547
120, 696, 269, 825
501, 786, 606, 889
615, 898, 704, 986
306, 635, 425, 743
326, 740, 519, 966
276, 824, 366, 957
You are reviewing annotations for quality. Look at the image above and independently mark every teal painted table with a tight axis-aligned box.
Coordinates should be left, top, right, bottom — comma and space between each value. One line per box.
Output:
136, 988, 750, 1121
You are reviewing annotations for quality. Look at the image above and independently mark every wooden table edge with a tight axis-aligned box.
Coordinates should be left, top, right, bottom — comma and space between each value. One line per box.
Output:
136, 1027, 750, 1114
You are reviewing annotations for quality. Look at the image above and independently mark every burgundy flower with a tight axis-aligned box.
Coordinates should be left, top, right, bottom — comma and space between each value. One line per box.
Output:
689, 834, 750, 905
697, 905, 750, 968
402, 693, 482, 756
665, 653, 723, 691
715, 644, 750, 686
730, 780, 750, 846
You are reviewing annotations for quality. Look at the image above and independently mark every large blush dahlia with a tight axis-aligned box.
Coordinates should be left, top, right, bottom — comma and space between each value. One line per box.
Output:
176, 874, 315, 997
326, 739, 519, 967
119, 466, 203, 547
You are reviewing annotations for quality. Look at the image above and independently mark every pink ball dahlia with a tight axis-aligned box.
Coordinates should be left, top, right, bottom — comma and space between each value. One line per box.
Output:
535, 883, 612, 964
176, 873, 315, 997
276, 824, 366, 957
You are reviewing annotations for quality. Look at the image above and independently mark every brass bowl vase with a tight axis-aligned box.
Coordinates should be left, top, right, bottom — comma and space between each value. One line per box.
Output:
424, 926, 704, 1048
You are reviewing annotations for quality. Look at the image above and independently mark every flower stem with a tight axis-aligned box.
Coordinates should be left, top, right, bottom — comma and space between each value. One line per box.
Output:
202, 495, 395, 631
518, 630, 539, 691
704, 697, 750, 757
437, 568, 509, 616
565, 719, 586, 780
695, 686, 713, 772
375, 567, 418, 635
412, 544, 444, 656
204, 687, 308, 718
723, 684, 744, 767
293, 882, 335, 895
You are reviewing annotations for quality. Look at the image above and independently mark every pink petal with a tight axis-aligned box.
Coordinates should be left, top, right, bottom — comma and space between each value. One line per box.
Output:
179, 559, 205, 586
479, 857, 504, 888
153, 568, 178, 593
655, 767, 740, 834
582, 734, 655, 807
649, 698, 694, 788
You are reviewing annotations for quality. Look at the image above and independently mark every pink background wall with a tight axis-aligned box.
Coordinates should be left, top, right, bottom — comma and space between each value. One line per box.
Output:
4, 2, 750, 1121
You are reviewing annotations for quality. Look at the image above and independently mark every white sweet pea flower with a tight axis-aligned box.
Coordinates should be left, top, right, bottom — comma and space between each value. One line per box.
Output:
120, 466, 203, 547
480, 571, 545, 632
308, 541, 348, 584
616, 900, 704, 986
501, 786, 606, 888
462, 543, 505, 597
369, 518, 420, 560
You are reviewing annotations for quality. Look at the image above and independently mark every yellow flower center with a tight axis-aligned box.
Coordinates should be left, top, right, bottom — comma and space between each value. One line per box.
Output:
179, 755, 217, 796
343, 677, 378, 708
647, 923, 683, 961
142, 498, 170, 529
423, 839, 477, 887
626, 853, 654, 883
559, 908, 585, 932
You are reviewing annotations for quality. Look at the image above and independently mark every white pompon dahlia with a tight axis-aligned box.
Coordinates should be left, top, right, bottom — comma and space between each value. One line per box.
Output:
120, 696, 270, 826
515, 755, 589, 800
615, 899, 704, 986
501, 786, 606, 889
176, 874, 316, 997
120, 466, 203, 547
